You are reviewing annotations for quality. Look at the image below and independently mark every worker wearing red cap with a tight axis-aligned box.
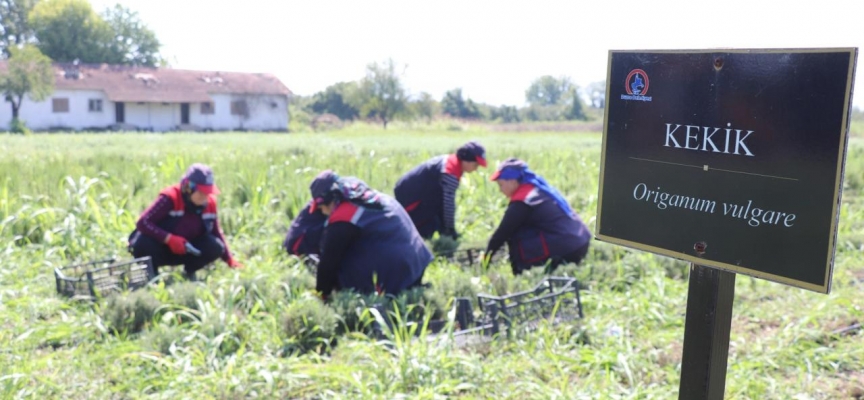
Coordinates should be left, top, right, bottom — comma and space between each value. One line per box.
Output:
485, 158, 592, 275
128, 163, 242, 278
394, 141, 487, 240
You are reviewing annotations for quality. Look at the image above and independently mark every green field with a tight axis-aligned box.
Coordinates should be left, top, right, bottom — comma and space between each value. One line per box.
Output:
1, 125, 863, 399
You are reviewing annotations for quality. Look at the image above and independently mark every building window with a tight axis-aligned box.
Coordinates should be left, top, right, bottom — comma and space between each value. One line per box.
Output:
201, 102, 215, 115
52, 98, 69, 113
231, 100, 249, 117
88, 99, 103, 112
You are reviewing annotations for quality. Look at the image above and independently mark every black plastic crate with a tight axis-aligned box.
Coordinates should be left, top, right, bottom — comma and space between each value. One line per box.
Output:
54, 257, 155, 300
475, 276, 584, 337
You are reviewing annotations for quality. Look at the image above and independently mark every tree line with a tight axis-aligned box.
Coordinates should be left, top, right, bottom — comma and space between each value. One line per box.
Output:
292, 59, 608, 129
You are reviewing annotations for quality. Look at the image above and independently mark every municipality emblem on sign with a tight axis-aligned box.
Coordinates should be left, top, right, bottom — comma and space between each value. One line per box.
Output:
621, 69, 652, 102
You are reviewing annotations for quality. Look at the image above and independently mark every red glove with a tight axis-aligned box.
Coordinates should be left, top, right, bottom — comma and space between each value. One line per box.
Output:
165, 234, 187, 255
227, 257, 244, 269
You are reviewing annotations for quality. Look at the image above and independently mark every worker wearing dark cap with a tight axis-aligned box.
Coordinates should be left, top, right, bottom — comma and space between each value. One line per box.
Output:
283, 200, 327, 257
128, 163, 242, 277
393, 141, 487, 240
309, 170, 432, 299
485, 158, 591, 275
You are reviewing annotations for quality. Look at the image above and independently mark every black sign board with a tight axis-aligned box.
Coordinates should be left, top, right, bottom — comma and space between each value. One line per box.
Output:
597, 49, 857, 293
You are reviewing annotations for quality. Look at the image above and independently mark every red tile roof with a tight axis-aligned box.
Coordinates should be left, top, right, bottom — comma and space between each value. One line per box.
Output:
0, 62, 292, 103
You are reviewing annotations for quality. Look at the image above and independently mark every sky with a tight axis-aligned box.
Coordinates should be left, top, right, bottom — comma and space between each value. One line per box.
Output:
88, 0, 864, 109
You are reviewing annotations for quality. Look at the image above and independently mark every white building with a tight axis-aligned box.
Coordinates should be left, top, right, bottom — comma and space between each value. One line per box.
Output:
0, 63, 292, 132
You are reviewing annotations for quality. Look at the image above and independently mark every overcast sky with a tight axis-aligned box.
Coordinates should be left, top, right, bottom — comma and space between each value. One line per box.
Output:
89, 0, 864, 108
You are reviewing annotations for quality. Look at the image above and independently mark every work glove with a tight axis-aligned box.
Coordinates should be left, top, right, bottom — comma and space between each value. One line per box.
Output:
166, 234, 188, 255
227, 257, 244, 269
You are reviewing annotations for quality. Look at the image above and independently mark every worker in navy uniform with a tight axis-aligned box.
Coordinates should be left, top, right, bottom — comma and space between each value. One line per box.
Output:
393, 141, 488, 240
309, 170, 433, 299
283, 200, 327, 256
484, 158, 592, 275
128, 163, 243, 277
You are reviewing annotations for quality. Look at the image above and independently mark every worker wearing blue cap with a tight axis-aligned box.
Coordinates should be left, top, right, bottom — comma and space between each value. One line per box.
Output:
485, 158, 591, 275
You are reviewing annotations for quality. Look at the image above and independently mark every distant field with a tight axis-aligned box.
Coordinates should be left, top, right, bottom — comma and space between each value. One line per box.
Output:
1, 127, 863, 398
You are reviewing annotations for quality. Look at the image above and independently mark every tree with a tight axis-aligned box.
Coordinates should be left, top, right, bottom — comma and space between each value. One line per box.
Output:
29, 0, 112, 63
101, 4, 161, 66
0, 0, 38, 57
29, 0, 161, 66
441, 88, 481, 119
0, 44, 54, 122
490, 105, 520, 123
563, 88, 586, 121
350, 59, 408, 129
586, 80, 606, 108
310, 81, 359, 121
411, 92, 438, 123
525, 75, 574, 106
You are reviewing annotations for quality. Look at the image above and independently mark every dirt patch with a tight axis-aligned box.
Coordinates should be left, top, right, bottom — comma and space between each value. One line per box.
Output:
734, 316, 781, 336
656, 341, 683, 368
839, 371, 864, 399
822, 319, 861, 336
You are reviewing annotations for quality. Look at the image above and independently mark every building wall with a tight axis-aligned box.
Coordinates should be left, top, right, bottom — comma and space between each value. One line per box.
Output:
125, 102, 179, 131
0, 90, 289, 132
0, 90, 114, 130
192, 94, 289, 131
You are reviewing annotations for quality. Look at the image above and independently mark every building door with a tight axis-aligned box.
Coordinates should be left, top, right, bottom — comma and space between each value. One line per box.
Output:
115, 102, 125, 123
181, 103, 190, 124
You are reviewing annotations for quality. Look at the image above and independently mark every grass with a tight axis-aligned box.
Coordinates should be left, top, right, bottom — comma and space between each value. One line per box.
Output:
0, 125, 862, 398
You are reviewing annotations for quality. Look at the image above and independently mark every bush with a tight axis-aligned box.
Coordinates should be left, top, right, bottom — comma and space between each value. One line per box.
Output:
142, 325, 187, 355
236, 274, 272, 313
283, 298, 338, 354
279, 268, 316, 303
102, 290, 163, 334
328, 289, 383, 334
430, 235, 460, 257
390, 286, 447, 322
198, 314, 245, 356
328, 286, 449, 337
9, 118, 31, 135
433, 269, 478, 300
168, 282, 203, 311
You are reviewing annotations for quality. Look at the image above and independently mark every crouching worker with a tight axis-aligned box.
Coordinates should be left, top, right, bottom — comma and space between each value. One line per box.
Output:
283, 200, 327, 257
484, 158, 591, 275
309, 170, 433, 299
393, 141, 487, 240
128, 163, 243, 278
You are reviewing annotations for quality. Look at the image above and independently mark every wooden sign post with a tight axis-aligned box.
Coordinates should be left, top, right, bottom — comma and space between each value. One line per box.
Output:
596, 48, 858, 399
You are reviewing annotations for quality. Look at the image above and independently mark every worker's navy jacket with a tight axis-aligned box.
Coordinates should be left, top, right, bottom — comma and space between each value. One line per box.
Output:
283, 202, 327, 256
326, 194, 432, 295
506, 184, 592, 269
393, 154, 462, 238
